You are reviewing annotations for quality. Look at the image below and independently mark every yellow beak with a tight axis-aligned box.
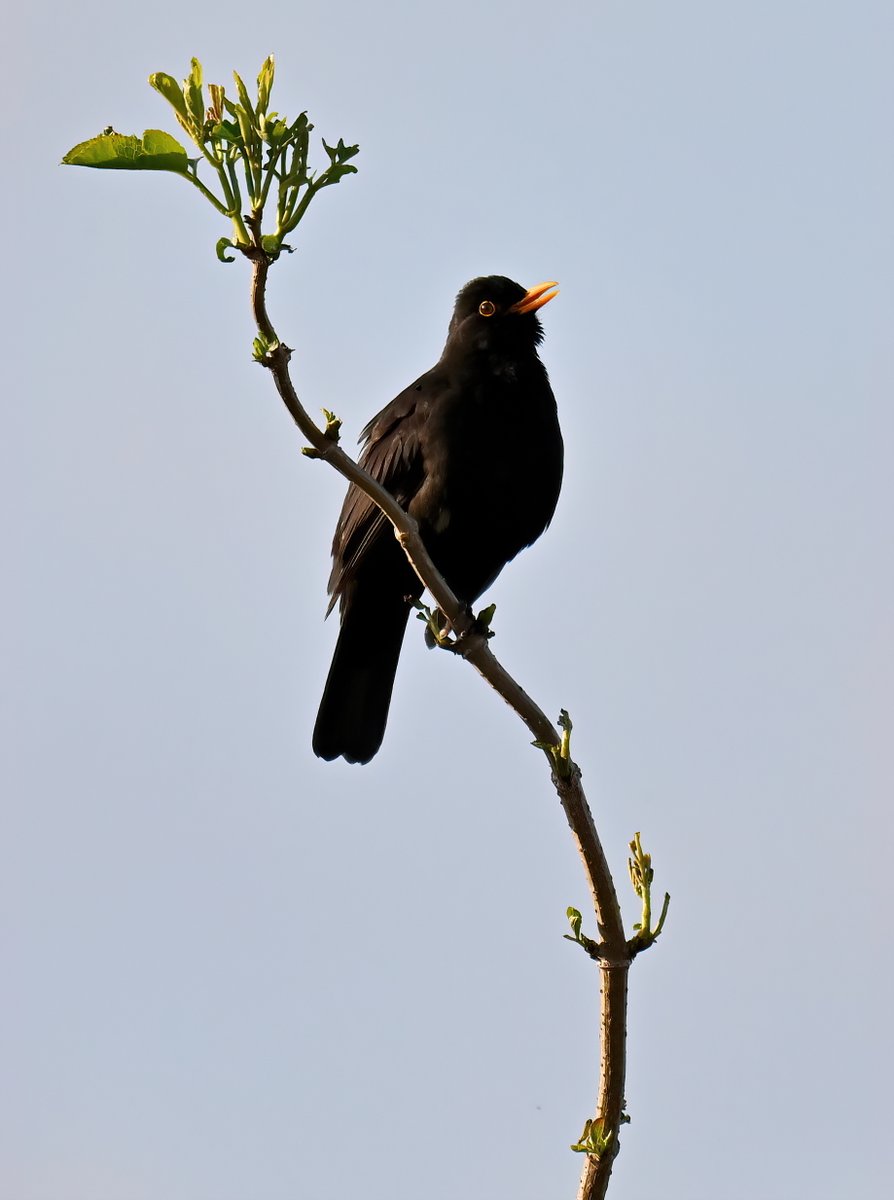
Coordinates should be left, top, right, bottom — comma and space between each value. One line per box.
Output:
509, 280, 559, 315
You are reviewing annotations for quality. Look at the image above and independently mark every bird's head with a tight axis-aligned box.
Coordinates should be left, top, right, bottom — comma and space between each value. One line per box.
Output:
447, 275, 559, 353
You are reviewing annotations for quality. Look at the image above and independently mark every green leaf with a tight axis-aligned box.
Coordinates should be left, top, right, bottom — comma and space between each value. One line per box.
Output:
319, 137, 359, 186
323, 163, 358, 186
216, 237, 236, 263
149, 72, 190, 121
257, 55, 275, 114
234, 105, 255, 148
566, 907, 583, 940
263, 116, 289, 149
288, 112, 310, 140
208, 83, 225, 122
62, 129, 189, 173
322, 136, 359, 164
184, 57, 205, 127
476, 602, 496, 629
569, 1114, 615, 1157
232, 71, 255, 118
212, 119, 242, 144
252, 332, 278, 362
321, 408, 342, 441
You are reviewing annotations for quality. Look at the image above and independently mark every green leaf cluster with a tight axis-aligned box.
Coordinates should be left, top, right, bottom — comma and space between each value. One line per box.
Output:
63, 56, 358, 258
414, 601, 452, 647
570, 1115, 617, 1157
627, 831, 670, 950
562, 905, 599, 957
532, 708, 575, 777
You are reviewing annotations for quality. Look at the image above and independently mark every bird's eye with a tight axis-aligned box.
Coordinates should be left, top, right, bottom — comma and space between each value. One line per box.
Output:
478, 300, 496, 317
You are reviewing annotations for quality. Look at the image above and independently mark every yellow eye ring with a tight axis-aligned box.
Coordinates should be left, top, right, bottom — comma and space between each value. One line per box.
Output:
478, 300, 496, 317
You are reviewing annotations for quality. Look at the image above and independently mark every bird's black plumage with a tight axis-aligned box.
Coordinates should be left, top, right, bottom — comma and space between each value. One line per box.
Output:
313, 275, 563, 763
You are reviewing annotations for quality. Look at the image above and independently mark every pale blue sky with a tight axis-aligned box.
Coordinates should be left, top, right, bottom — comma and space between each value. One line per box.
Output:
3, 2, 893, 1198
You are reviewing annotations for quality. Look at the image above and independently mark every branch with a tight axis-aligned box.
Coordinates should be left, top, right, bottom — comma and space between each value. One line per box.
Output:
246, 248, 636, 1198
64, 53, 668, 1194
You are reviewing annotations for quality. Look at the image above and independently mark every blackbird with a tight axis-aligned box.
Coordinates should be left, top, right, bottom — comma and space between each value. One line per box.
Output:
313, 275, 563, 763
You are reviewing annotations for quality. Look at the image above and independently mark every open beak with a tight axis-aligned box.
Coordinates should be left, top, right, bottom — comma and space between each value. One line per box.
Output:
509, 280, 559, 315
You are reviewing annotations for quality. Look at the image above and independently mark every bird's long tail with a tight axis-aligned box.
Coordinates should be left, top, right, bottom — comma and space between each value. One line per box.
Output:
312, 586, 412, 763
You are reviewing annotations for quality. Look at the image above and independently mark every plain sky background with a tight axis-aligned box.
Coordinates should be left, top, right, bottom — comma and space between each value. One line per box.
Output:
3, 2, 892, 1198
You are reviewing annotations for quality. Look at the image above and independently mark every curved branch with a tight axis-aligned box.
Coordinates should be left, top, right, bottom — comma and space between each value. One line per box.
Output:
247, 250, 632, 1198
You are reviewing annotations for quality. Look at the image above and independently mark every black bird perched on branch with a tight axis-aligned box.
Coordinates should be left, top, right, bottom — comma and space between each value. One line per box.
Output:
313, 275, 563, 763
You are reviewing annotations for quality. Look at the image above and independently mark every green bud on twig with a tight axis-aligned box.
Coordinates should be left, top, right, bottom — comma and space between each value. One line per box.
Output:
252, 331, 279, 362
626, 831, 670, 954
563, 906, 599, 958
570, 1116, 615, 1157
533, 708, 575, 777
476, 602, 496, 631
321, 409, 342, 442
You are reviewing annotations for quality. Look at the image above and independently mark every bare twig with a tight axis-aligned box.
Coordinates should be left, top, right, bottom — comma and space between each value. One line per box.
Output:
247, 248, 635, 1198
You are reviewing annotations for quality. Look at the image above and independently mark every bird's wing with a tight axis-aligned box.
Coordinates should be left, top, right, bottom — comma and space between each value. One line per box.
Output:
326, 374, 434, 608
